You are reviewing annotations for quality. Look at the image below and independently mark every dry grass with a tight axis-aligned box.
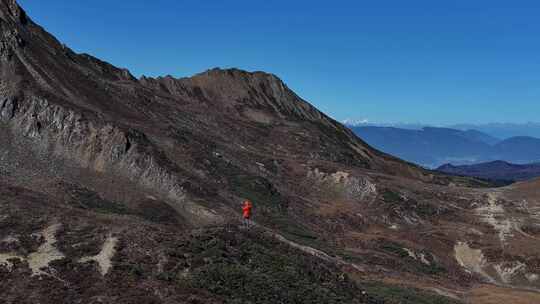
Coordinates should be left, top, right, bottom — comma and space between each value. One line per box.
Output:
467, 285, 540, 304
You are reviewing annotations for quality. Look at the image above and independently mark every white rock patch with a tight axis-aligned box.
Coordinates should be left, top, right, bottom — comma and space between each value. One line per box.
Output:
454, 241, 495, 283
403, 248, 432, 265
27, 223, 65, 276
403, 248, 417, 259
308, 169, 377, 201
494, 261, 526, 284
79, 235, 118, 276
526, 273, 539, 283
419, 253, 431, 265
389, 224, 399, 230
476, 193, 514, 245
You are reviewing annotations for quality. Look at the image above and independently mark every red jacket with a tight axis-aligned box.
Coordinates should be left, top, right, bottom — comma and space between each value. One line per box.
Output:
242, 201, 252, 218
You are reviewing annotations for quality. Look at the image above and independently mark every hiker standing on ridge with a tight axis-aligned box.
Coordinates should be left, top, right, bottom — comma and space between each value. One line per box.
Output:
242, 200, 253, 228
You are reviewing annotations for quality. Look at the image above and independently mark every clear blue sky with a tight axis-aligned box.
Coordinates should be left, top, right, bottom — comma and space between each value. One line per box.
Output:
17, 0, 540, 125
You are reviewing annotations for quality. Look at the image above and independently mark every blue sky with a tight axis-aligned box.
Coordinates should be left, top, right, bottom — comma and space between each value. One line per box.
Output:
18, 0, 540, 125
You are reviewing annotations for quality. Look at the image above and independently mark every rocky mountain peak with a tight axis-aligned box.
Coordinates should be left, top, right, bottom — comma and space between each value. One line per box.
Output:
140, 67, 333, 127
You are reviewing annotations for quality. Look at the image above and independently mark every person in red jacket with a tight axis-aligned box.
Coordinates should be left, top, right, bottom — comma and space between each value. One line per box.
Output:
242, 200, 253, 228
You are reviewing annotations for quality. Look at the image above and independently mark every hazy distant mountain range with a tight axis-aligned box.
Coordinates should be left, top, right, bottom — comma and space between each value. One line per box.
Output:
349, 126, 540, 168
450, 122, 540, 139
344, 121, 540, 139
437, 161, 540, 182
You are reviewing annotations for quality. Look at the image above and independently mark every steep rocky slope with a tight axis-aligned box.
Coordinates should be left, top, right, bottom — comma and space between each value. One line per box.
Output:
1, 1, 540, 303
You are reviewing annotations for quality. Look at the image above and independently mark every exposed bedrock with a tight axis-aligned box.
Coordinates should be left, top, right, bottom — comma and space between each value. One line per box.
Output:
0, 95, 221, 225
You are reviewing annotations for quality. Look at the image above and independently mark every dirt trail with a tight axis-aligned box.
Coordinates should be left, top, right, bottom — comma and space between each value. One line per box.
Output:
242, 220, 367, 273
270, 232, 364, 272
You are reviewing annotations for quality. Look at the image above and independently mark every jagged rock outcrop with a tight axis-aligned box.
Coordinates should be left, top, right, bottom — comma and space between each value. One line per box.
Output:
0, 94, 223, 224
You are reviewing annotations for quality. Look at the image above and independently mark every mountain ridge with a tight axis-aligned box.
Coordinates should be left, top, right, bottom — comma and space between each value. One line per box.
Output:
345, 121, 540, 139
350, 125, 540, 167
437, 160, 540, 182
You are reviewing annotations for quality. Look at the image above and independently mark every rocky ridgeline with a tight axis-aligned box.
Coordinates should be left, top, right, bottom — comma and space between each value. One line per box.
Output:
0, 95, 220, 224
140, 68, 331, 125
